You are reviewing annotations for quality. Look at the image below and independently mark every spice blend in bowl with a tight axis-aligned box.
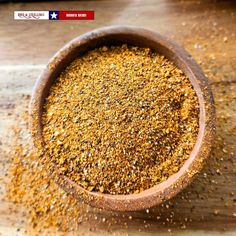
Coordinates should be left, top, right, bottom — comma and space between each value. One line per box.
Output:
30, 26, 215, 211
42, 44, 199, 195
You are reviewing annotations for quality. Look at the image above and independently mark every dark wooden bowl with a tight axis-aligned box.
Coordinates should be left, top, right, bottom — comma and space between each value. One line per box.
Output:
29, 26, 215, 212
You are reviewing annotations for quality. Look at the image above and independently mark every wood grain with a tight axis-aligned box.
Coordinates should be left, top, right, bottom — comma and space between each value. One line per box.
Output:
0, 0, 235, 235
0, 0, 235, 66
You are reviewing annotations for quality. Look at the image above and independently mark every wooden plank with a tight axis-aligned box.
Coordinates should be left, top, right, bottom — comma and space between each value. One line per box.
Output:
0, 0, 235, 70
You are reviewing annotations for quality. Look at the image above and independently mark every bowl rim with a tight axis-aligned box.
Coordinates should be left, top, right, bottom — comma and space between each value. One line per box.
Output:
29, 25, 215, 211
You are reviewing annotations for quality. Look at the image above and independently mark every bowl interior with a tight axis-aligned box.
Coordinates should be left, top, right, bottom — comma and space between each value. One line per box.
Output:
30, 26, 214, 211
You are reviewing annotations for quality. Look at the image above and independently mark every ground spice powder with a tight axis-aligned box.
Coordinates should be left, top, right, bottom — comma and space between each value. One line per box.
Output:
42, 44, 199, 194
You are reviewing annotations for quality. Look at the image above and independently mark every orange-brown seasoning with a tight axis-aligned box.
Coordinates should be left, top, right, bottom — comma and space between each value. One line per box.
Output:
42, 44, 199, 194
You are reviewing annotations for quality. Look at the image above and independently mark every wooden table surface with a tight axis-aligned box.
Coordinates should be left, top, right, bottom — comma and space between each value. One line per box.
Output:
0, 0, 235, 235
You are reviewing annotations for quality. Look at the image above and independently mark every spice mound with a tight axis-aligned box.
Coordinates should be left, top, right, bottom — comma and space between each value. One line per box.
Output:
42, 44, 199, 195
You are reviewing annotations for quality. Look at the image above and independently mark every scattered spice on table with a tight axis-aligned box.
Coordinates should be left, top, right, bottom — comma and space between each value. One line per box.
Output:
5, 111, 90, 233
42, 44, 199, 194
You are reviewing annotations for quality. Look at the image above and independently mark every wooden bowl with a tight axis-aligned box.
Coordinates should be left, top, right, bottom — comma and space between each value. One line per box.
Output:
29, 26, 215, 212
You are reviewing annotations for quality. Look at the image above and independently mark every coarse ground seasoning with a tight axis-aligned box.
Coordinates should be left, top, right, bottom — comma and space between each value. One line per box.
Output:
42, 44, 199, 195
